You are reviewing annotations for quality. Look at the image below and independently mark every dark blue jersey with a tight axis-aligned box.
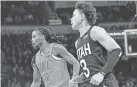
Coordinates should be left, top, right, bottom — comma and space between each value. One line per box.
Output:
76, 26, 109, 81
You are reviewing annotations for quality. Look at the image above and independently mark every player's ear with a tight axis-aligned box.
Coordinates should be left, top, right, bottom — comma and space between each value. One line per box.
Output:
41, 35, 44, 39
81, 13, 85, 21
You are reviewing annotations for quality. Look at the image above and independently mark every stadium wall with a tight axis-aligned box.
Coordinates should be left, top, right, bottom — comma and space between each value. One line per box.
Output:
1, 22, 137, 37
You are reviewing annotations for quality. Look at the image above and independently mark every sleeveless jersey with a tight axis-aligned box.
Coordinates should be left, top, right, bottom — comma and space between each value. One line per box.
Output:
34, 43, 70, 87
76, 26, 109, 82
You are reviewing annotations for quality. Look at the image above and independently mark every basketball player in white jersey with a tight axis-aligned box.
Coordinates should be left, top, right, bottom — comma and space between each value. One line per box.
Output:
30, 27, 80, 87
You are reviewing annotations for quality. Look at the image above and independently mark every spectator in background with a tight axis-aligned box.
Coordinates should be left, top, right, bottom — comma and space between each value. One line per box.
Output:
25, 81, 31, 87
12, 64, 19, 77
107, 6, 113, 21
18, 66, 25, 87
27, 1, 51, 25
25, 66, 32, 78
126, 77, 134, 87
111, 6, 120, 21
11, 4, 26, 23
97, 11, 104, 22
130, 58, 137, 77
1, 1, 10, 24
1, 30, 35, 87
66, 12, 72, 23
11, 77, 18, 87
116, 72, 125, 87
126, 1, 136, 21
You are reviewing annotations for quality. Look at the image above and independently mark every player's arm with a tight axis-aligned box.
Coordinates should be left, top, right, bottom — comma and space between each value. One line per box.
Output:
90, 26, 122, 75
53, 44, 80, 78
30, 57, 41, 87
74, 40, 86, 82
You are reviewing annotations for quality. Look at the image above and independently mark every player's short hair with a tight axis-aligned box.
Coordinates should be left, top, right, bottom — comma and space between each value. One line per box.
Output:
34, 27, 57, 43
75, 1, 97, 25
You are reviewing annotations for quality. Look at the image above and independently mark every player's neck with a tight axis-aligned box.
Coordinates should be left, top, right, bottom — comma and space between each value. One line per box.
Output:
79, 23, 91, 37
39, 41, 50, 53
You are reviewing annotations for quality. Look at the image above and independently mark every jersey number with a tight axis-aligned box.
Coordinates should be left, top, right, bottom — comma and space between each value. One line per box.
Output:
80, 59, 90, 78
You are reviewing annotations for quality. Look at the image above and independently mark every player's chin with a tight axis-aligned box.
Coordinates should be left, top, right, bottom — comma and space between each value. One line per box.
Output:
33, 45, 36, 49
32, 44, 37, 49
71, 25, 77, 30
33, 45, 39, 50
71, 25, 74, 30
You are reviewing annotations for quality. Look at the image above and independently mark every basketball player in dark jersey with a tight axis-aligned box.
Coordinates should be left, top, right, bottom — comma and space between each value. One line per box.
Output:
30, 27, 80, 87
70, 1, 122, 87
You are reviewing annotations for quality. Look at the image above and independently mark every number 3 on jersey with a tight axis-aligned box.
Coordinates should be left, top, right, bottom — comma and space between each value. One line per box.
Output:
80, 59, 90, 78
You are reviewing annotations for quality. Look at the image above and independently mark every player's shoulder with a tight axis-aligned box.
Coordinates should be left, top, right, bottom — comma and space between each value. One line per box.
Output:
52, 43, 67, 54
90, 26, 107, 41
91, 26, 106, 33
52, 43, 65, 49
75, 39, 78, 49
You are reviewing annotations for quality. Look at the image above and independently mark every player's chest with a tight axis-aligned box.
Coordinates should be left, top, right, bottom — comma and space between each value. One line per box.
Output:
76, 42, 92, 60
77, 34, 89, 46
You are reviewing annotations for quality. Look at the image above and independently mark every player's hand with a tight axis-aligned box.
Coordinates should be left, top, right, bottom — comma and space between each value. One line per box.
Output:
69, 78, 78, 87
90, 72, 104, 85
69, 73, 85, 87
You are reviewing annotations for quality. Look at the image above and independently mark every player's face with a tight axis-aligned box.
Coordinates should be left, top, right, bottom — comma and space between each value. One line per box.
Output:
31, 31, 42, 49
71, 9, 82, 30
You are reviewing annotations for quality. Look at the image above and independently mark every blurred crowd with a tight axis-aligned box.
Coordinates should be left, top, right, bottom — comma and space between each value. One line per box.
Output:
1, 1, 137, 25
1, 1, 55, 25
1, 30, 33, 87
1, 29, 137, 87
95, 1, 136, 23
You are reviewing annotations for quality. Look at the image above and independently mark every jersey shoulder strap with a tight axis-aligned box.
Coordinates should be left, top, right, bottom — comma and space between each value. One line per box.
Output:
31, 54, 36, 67
75, 39, 78, 49
49, 43, 55, 55
50, 43, 62, 60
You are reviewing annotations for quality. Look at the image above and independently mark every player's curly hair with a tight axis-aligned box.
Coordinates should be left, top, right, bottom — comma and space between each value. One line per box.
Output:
34, 27, 58, 43
75, 1, 97, 25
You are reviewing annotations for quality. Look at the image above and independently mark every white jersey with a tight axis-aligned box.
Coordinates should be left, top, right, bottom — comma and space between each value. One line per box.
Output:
35, 43, 70, 87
